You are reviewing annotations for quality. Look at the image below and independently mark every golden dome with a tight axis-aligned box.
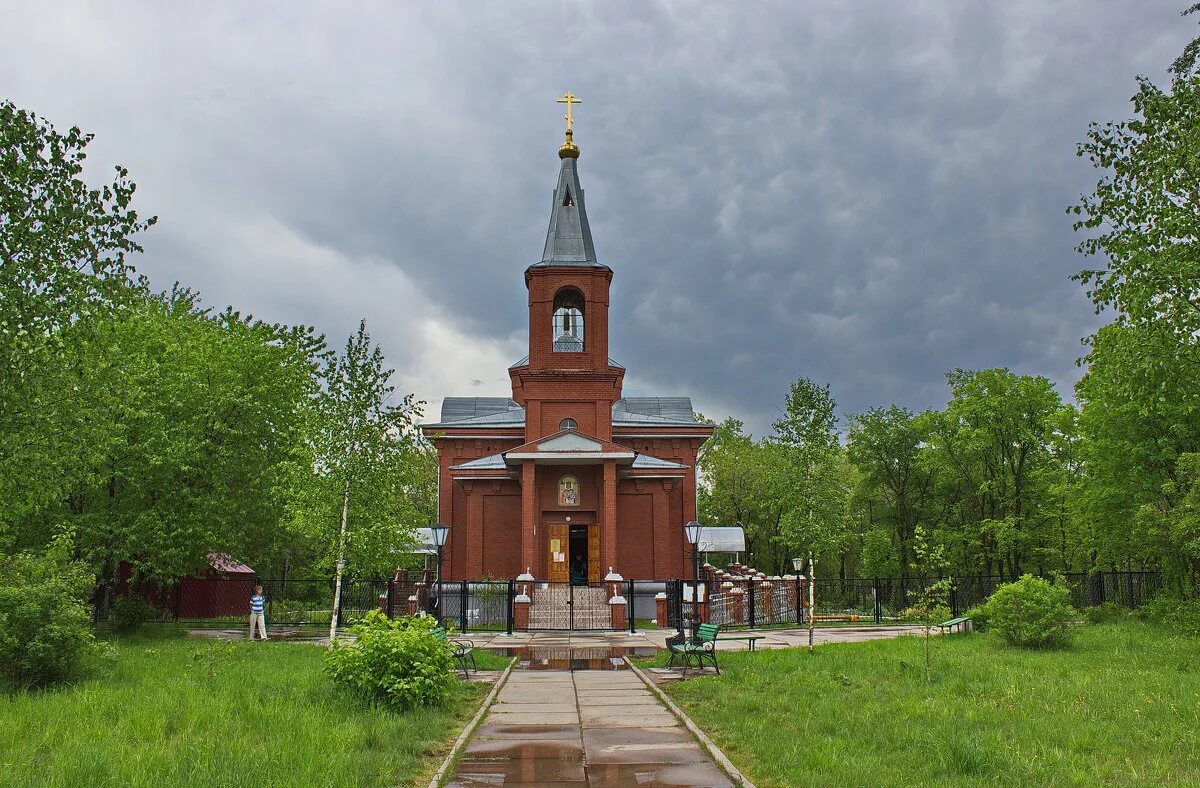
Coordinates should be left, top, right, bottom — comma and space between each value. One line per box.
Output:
559, 128, 580, 159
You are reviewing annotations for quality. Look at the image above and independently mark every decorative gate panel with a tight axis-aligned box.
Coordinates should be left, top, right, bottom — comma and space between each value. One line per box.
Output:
527, 582, 613, 630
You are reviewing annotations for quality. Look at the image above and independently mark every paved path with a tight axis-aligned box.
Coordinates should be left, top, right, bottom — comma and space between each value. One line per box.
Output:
448, 668, 734, 787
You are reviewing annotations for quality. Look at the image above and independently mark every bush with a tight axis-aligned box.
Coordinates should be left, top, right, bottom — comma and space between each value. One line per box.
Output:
964, 603, 989, 632
1083, 602, 1128, 625
982, 575, 1077, 648
0, 540, 109, 690
112, 595, 155, 632
324, 611, 456, 709
1139, 595, 1200, 637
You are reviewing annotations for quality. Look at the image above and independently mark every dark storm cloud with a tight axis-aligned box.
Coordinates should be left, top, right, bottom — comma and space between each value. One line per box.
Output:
2, 1, 1191, 434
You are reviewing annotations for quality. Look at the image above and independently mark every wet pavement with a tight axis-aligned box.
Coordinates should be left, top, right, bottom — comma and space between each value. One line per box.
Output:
447, 668, 735, 787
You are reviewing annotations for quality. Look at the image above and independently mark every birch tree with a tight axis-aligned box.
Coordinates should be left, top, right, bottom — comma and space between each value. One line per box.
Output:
311, 320, 421, 641
773, 377, 848, 652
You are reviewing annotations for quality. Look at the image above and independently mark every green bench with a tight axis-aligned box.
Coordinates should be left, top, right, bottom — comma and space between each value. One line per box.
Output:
938, 616, 973, 634
717, 634, 765, 651
432, 627, 477, 677
667, 623, 721, 675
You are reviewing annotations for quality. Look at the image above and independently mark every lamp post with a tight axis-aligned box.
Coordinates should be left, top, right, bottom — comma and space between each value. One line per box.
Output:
683, 521, 703, 637
430, 523, 449, 609
685, 521, 703, 582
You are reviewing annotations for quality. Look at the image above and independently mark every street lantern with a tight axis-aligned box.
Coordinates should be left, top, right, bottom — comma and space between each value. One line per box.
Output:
685, 521, 703, 581
430, 523, 449, 589
792, 556, 804, 573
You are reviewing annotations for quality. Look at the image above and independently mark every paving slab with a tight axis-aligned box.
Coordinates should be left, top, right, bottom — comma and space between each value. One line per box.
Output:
491, 702, 579, 715
584, 762, 734, 787
449, 665, 734, 787
472, 723, 581, 741
487, 711, 580, 726
581, 711, 680, 729
575, 693, 660, 706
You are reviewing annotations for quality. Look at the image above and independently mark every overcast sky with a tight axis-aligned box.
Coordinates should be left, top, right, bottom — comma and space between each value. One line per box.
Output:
4, 2, 1192, 435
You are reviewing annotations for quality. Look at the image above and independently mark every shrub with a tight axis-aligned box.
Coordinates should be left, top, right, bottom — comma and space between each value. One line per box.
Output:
964, 604, 989, 632
324, 611, 456, 709
1083, 602, 1128, 625
0, 539, 109, 690
1139, 595, 1200, 637
982, 575, 1077, 648
112, 595, 155, 632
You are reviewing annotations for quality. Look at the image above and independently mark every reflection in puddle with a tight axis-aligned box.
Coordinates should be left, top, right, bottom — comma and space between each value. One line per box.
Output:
485, 645, 658, 670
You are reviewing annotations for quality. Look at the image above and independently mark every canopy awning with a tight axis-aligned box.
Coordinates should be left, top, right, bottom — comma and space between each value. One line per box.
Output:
408, 527, 438, 555
686, 526, 746, 553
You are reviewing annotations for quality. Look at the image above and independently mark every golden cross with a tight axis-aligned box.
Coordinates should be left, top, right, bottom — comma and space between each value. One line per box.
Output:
557, 91, 582, 132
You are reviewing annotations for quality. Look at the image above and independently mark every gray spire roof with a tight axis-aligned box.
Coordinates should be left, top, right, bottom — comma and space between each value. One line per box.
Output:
531, 156, 604, 268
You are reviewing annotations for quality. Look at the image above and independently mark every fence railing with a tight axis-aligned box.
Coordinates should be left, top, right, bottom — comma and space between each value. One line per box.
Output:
106, 570, 1165, 632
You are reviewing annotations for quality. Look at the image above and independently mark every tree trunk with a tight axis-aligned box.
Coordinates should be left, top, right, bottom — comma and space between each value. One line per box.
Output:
807, 552, 815, 654
328, 479, 351, 644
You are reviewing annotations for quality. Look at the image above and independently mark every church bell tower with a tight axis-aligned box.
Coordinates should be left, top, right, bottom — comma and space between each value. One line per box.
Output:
509, 92, 625, 441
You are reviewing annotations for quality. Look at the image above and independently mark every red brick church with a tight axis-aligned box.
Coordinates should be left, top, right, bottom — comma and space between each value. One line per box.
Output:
421, 113, 714, 583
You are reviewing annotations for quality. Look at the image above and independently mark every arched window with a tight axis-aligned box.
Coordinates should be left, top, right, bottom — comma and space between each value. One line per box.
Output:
552, 288, 584, 352
558, 475, 580, 507
559, 417, 577, 430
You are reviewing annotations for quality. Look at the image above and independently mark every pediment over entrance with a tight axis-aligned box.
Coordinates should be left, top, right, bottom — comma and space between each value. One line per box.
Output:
537, 432, 603, 452
504, 428, 635, 464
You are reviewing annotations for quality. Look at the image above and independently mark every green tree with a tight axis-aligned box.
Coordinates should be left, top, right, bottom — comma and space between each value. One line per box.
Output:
772, 377, 848, 651
697, 419, 793, 573
304, 320, 422, 640
0, 101, 155, 540
847, 406, 937, 581
924, 369, 1064, 577
1071, 22, 1200, 589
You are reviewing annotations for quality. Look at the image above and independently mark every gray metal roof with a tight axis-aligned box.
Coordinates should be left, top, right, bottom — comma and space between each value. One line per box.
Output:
612, 397, 697, 425
428, 397, 524, 428
529, 157, 605, 268
630, 454, 687, 469
509, 355, 625, 369
451, 453, 507, 470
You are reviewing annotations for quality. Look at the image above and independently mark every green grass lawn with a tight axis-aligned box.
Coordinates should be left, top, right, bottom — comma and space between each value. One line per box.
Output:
648, 621, 1200, 786
0, 629, 490, 787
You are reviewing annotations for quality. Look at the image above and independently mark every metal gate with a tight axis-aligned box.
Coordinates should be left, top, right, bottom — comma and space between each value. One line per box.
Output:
528, 582, 613, 631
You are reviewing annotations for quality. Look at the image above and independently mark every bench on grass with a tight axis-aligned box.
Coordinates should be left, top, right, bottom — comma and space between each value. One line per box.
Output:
432, 627, 477, 677
716, 634, 765, 651
667, 623, 721, 675
938, 616, 973, 634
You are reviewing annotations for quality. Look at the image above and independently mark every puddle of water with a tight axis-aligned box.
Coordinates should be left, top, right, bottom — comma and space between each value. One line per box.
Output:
485, 646, 657, 670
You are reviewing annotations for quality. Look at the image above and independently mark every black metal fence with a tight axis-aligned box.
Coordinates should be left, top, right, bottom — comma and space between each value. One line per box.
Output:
810, 571, 1165, 623
115, 570, 1165, 631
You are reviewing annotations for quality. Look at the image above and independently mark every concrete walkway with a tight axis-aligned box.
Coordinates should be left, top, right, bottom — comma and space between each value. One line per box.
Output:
448, 668, 735, 787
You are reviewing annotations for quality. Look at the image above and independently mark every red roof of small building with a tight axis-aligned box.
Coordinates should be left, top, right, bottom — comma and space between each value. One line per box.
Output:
207, 552, 255, 575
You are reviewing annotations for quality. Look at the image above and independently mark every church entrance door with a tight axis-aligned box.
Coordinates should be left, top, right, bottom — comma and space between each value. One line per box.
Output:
545, 522, 601, 584
547, 523, 570, 583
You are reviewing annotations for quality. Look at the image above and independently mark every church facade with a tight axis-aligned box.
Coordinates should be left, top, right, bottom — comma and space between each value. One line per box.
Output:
421, 122, 714, 582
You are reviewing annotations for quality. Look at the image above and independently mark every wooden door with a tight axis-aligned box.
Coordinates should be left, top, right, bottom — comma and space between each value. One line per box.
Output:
587, 524, 601, 583
548, 523, 569, 583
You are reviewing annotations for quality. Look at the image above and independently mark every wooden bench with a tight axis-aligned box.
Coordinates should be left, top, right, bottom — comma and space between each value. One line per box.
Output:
432, 627, 476, 677
667, 623, 721, 675
716, 635, 765, 651
937, 616, 973, 634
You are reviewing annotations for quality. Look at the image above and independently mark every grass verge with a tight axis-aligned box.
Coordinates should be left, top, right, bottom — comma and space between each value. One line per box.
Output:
0, 628, 485, 786
644, 620, 1200, 786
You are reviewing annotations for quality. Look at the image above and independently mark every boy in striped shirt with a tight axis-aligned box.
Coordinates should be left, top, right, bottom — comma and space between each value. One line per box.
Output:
249, 585, 268, 641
